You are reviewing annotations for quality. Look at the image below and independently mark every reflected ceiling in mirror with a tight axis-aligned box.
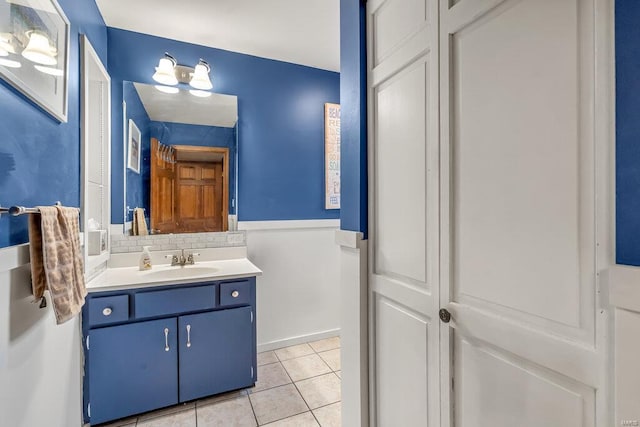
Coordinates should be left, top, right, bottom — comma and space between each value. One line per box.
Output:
123, 81, 238, 236
133, 82, 237, 127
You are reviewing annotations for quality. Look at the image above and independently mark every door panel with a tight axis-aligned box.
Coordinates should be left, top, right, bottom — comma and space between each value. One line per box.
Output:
454, 337, 594, 427
178, 307, 254, 402
375, 296, 429, 426
89, 318, 178, 424
440, 0, 609, 426
450, 0, 590, 333
368, 0, 439, 425
375, 59, 428, 286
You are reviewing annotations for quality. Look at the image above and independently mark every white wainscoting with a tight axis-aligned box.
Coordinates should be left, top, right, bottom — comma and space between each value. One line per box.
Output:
609, 265, 640, 427
0, 244, 83, 427
239, 220, 341, 351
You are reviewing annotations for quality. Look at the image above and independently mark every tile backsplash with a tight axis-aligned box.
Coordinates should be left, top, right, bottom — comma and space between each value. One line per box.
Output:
110, 231, 247, 254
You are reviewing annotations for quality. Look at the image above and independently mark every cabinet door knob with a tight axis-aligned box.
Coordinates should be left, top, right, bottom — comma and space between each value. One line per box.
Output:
102, 307, 112, 316
164, 328, 170, 352
231, 290, 239, 298
186, 324, 191, 348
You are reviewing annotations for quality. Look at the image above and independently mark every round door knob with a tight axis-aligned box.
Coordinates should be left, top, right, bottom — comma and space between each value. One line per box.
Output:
102, 307, 113, 316
231, 290, 240, 298
439, 308, 451, 323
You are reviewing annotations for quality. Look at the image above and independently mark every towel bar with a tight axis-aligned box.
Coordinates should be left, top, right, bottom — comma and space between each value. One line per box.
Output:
0, 202, 63, 216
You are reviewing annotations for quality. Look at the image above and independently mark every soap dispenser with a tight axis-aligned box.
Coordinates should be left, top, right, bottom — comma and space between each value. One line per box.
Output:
139, 246, 152, 271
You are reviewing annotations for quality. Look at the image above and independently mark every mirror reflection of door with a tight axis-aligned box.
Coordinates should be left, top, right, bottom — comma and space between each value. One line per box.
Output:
151, 138, 229, 233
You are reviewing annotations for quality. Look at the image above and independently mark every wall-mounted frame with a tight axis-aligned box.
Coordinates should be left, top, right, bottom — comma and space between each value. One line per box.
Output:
128, 119, 141, 174
324, 103, 341, 209
0, 0, 70, 122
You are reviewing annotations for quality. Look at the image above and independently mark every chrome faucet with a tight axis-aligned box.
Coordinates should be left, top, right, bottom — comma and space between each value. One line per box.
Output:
165, 249, 200, 266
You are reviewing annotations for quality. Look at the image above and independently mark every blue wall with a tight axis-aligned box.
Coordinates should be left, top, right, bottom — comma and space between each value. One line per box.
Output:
0, 0, 107, 248
108, 28, 340, 223
339, 0, 368, 237
123, 81, 151, 221
616, 0, 640, 265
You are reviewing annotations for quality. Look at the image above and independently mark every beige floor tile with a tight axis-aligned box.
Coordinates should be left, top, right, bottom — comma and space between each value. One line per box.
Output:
335, 371, 341, 379
295, 373, 341, 410
281, 354, 332, 382
308, 337, 340, 353
97, 418, 137, 427
318, 349, 341, 371
196, 389, 248, 407
249, 384, 309, 425
262, 411, 320, 426
257, 351, 279, 366
197, 395, 257, 427
137, 402, 195, 421
250, 362, 292, 393
136, 408, 196, 427
313, 402, 341, 427
274, 343, 315, 361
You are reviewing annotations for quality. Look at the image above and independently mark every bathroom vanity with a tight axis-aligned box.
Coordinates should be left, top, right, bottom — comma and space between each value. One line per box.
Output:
81, 255, 261, 425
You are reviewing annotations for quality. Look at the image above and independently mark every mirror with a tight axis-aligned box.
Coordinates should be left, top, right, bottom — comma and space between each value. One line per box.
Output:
122, 81, 238, 235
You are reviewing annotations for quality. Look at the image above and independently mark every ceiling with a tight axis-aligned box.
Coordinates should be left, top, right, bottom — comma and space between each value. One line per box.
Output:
134, 82, 238, 127
96, 0, 340, 72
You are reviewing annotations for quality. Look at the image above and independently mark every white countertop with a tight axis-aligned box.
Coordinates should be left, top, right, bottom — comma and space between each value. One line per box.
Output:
87, 258, 262, 292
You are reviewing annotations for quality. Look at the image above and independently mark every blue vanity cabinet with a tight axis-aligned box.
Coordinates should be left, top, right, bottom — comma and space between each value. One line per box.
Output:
88, 317, 179, 425
179, 306, 254, 402
82, 277, 257, 425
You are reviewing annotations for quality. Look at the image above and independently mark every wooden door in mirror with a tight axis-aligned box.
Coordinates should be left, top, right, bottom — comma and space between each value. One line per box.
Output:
151, 138, 176, 234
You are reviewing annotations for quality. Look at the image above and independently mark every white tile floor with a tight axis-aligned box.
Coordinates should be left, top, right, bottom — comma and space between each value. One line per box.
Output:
98, 336, 342, 427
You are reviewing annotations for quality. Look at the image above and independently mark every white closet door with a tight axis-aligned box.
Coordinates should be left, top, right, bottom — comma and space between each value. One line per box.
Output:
439, 0, 612, 426
367, 0, 440, 425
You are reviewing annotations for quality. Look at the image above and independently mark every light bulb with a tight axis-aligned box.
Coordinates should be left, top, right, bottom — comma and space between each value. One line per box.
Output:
152, 55, 177, 86
34, 65, 64, 76
22, 32, 57, 65
189, 60, 212, 90
0, 58, 21, 68
155, 85, 179, 94
189, 89, 212, 98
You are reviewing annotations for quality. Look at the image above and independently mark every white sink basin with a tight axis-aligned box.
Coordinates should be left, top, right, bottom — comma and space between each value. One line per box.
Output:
143, 266, 220, 280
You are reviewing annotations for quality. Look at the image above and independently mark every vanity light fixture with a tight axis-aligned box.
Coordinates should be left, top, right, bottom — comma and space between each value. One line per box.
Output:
151, 53, 213, 94
0, 58, 21, 68
189, 89, 212, 98
152, 53, 178, 86
22, 31, 57, 65
189, 59, 213, 90
155, 85, 179, 94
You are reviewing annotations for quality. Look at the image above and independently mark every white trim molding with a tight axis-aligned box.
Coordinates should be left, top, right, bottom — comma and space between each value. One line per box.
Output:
258, 328, 340, 353
337, 229, 369, 427
608, 265, 640, 426
238, 219, 340, 231
608, 265, 640, 312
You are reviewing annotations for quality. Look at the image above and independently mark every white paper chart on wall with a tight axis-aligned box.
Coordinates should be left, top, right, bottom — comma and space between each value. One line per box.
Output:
325, 103, 341, 210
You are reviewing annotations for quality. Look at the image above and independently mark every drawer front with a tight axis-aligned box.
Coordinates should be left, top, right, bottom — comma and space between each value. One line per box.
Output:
219, 280, 251, 306
88, 295, 130, 326
135, 285, 216, 319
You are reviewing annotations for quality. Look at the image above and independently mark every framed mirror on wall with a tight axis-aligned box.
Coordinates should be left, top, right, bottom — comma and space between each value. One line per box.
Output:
80, 35, 111, 273
122, 81, 238, 235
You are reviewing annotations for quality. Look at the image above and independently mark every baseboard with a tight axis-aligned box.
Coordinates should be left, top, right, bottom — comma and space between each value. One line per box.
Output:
257, 328, 340, 353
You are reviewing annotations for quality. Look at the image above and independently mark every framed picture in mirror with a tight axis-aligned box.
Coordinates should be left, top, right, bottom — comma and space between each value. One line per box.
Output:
0, 0, 70, 122
128, 119, 141, 174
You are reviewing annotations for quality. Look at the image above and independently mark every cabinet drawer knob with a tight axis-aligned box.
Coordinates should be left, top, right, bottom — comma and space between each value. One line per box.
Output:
102, 307, 112, 316
231, 290, 239, 298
